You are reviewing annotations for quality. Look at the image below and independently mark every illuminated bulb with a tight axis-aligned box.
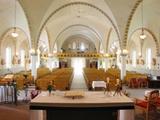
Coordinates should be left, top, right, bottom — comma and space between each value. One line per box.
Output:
53, 50, 57, 53
139, 33, 146, 40
122, 49, 128, 55
29, 49, 35, 54
16, 52, 19, 56
48, 53, 52, 57
116, 50, 121, 55
11, 32, 18, 37
37, 49, 40, 54
138, 52, 142, 57
105, 53, 110, 57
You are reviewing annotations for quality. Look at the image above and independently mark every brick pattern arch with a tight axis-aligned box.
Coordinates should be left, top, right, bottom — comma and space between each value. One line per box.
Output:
128, 27, 159, 56
37, 2, 121, 50
124, 0, 142, 49
0, 27, 30, 49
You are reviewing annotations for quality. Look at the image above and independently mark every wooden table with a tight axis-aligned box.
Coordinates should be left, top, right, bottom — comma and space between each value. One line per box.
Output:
30, 91, 134, 120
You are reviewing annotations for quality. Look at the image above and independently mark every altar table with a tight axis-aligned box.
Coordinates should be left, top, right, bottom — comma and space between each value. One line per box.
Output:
30, 91, 134, 120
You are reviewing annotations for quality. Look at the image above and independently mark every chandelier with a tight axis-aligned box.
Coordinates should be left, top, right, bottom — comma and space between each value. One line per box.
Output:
11, 0, 18, 37
139, 0, 146, 40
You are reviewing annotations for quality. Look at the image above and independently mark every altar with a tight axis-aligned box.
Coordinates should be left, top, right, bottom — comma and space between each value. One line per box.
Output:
30, 91, 134, 120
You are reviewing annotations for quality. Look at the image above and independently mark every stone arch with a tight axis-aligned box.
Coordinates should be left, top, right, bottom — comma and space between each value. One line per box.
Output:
52, 24, 102, 52
128, 27, 159, 56
37, 2, 121, 50
124, 0, 142, 48
0, 27, 31, 49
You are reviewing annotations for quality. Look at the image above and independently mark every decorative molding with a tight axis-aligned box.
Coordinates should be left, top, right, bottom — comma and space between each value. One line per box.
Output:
124, 0, 142, 48
41, 52, 116, 59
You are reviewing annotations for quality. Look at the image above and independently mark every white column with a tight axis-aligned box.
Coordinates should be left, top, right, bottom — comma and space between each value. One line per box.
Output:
31, 54, 37, 80
47, 57, 53, 71
104, 58, 109, 71
97, 59, 100, 69
120, 54, 127, 80
157, 54, 160, 70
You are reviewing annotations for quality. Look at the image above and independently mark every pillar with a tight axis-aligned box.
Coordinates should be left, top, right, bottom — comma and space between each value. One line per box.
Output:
31, 54, 37, 80
120, 54, 127, 80
157, 54, 160, 70
104, 58, 109, 71
47, 57, 53, 71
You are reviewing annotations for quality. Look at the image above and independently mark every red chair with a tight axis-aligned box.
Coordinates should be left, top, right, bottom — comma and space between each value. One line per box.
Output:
138, 78, 148, 88
129, 78, 138, 88
135, 90, 159, 120
30, 90, 40, 99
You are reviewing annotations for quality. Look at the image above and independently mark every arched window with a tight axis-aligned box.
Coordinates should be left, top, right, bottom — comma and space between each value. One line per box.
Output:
146, 48, 151, 69
80, 42, 85, 51
20, 50, 25, 67
72, 42, 76, 49
6, 47, 12, 68
132, 50, 136, 67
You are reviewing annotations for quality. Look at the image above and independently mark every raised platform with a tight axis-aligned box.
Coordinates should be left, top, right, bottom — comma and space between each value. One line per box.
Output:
30, 91, 134, 120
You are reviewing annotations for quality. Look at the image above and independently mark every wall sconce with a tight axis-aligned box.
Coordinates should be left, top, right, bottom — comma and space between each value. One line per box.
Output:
121, 49, 128, 56
29, 48, 36, 55
15, 52, 19, 56
48, 53, 53, 57
105, 53, 110, 57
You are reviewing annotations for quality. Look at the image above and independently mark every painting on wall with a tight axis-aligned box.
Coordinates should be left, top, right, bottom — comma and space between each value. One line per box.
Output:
152, 58, 156, 66
1, 59, 5, 65
140, 59, 145, 65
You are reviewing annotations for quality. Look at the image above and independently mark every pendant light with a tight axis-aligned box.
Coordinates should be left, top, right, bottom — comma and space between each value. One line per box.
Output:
11, 0, 18, 37
139, 0, 146, 40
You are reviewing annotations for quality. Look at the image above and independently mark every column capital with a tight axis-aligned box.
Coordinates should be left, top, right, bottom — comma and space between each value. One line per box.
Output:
120, 53, 127, 57
30, 53, 38, 56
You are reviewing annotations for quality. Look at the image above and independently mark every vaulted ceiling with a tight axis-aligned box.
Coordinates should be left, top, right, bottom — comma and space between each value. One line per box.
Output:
0, 0, 160, 54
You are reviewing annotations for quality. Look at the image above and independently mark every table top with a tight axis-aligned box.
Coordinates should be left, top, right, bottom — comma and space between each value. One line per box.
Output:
92, 81, 106, 88
30, 91, 134, 109
4, 74, 14, 79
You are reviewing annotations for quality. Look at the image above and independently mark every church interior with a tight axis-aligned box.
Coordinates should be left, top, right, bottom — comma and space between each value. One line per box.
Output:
0, 0, 160, 120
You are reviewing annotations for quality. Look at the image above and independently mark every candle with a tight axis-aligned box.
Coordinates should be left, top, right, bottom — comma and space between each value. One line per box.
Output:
24, 59, 27, 73
106, 77, 110, 83
116, 79, 120, 84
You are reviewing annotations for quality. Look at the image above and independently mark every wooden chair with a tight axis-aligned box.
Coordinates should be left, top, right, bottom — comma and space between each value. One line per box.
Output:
135, 90, 159, 120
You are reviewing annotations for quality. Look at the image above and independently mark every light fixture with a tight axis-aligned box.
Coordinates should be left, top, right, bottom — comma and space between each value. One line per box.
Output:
48, 53, 53, 57
121, 49, 128, 56
122, 49, 128, 55
104, 53, 110, 57
139, 0, 146, 40
11, 0, 18, 38
29, 48, 36, 55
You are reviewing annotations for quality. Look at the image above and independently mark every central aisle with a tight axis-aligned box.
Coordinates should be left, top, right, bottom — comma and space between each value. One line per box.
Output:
70, 58, 88, 90
70, 69, 88, 90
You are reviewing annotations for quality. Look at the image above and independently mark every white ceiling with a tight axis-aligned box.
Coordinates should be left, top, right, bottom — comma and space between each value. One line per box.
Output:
0, 0, 159, 53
